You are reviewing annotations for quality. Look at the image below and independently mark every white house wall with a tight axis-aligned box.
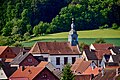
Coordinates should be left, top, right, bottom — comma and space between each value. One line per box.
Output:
0, 68, 8, 79
108, 56, 114, 62
50, 55, 80, 70
33, 53, 81, 70
110, 49, 116, 55
90, 44, 95, 50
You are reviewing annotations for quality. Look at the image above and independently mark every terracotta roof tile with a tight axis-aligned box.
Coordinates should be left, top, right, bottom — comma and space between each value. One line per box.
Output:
95, 50, 111, 60
10, 66, 44, 80
83, 67, 101, 76
10, 47, 31, 55
37, 61, 62, 79
71, 58, 84, 71
37, 61, 49, 67
29, 42, 80, 55
93, 68, 117, 80
71, 58, 91, 74
75, 74, 91, 80
92, 43, 113, 50
76, 61, 91, 74
0, 46, 8, 55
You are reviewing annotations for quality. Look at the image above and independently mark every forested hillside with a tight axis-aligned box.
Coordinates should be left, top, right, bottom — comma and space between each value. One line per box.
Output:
0, 0, 120, 46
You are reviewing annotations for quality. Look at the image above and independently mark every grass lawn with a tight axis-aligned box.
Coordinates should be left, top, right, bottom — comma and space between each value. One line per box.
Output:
22, 29, 120, 47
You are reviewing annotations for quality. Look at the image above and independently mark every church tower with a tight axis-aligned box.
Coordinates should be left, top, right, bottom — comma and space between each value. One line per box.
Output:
68, 18, 78, 46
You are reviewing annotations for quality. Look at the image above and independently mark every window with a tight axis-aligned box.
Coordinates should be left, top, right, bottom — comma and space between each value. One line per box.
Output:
44, 57, 48, 61
64, 57, 68, 64
7, 50, 9, 52
42, 74, 47, 78
72, 57, 76, 64
56, 57, 60, 65
28, 59, 32, 62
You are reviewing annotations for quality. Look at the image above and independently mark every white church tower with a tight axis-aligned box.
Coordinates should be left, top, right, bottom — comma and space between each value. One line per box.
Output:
68, 18, 78, 46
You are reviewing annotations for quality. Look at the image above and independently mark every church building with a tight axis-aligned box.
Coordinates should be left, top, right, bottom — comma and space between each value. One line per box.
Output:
29, 19, 81, 70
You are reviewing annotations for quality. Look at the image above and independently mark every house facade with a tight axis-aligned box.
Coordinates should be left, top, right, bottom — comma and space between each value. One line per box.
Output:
83, 43, 113, 67
101, 55, 120, 68
29, 42, 81, 70
0, 46, 16, 59
10, 53, 39, 68
9, 66, 59, 80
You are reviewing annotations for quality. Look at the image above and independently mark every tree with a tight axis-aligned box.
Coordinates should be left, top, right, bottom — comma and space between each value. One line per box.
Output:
33, 21, 49, 35
80, 42, 89, 51
24, 32, 31, 40
61, 64, 75, 80
112, 23, 119, 29
2, 21, 13, 36
12, 41, 23, 47
94, 38, 106, 44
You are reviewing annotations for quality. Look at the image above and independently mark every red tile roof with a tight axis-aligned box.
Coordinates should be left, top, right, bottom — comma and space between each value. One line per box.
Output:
92, 43, 113, 50
95, 50, 111, 60
0, 46, 8, 55
10, 47, 31, 55
37, 61, 49, 67
83, 66, 101, 76
71, 58, 92, 74
10, 66, 45, 80
75, 74, 91, 80
29, 42, 80, 55
93, 68, 118, 80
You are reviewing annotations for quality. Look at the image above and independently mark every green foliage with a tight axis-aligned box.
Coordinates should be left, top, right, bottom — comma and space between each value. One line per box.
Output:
49, 0, 117, 33
12, 41, 23, 47
2, 21, 13, 36
94, 38, 106, 44
79, 42, 89, 51
112, 23, 119, 29
61, 63, 75, 80
11, 19, 27, 35
33, 22, 49, 35
12, 34, 24, 41
24, 32, 31, 40
99, 24, 109, 29
0, 0, 120, 42
0, 36, 14, 46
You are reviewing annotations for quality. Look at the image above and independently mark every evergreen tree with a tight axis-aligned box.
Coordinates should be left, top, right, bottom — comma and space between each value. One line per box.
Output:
61, 64, 75, 80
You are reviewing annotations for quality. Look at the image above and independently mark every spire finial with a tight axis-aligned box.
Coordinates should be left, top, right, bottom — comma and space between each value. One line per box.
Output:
71, 18, 75, 29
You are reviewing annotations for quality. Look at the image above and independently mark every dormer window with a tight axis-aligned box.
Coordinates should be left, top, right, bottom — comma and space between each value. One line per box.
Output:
28, 59, 32, 62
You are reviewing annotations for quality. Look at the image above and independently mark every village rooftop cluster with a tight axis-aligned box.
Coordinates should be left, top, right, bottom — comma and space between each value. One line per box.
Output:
0, 20, 120, 80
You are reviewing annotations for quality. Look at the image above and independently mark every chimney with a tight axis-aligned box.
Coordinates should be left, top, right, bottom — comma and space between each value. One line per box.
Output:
22, 66, 25, 71
22, 51, 26, 55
